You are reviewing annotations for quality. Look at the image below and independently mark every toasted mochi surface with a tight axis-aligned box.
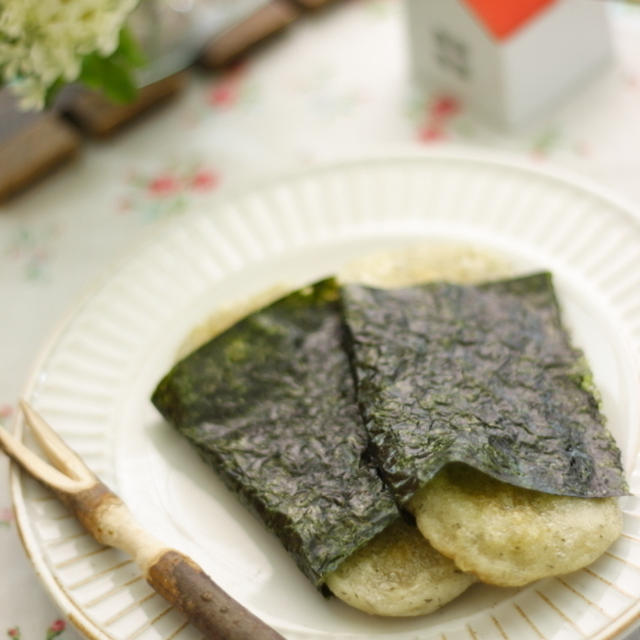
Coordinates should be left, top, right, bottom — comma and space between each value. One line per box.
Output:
410, 464, 622, 588
325, 519, 475, 616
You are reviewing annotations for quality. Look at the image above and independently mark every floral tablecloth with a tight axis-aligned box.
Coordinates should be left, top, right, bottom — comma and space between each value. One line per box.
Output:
2, 1, 640, 638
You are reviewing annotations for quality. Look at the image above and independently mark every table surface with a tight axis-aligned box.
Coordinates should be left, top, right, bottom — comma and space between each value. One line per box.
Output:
2, 1, 640, 638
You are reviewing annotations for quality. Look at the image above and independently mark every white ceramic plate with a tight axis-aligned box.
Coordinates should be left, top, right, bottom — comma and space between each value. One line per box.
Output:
11, 152, 640, 640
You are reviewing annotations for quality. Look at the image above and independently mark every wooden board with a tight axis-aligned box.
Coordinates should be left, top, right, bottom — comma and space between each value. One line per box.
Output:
199, 0, 301, 68
0, 91, 80, 203
60, 71, 189, 138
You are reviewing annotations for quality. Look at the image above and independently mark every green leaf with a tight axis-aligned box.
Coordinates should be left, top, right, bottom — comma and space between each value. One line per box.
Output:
43, 77, 65, 108
98, 59, 138, 103
79, 53, 138, 104
78, 54, 103, 88
77, 25, 144, 104
116, 26, 147, 68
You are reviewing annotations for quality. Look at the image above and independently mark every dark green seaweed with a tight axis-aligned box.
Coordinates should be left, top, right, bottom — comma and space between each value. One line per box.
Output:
340, 272, 627, 503
151, 279, 399, 586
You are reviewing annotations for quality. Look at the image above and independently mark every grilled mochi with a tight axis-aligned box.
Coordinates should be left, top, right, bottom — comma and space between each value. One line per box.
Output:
409, 464, 622, 587
325, 519, 475, 616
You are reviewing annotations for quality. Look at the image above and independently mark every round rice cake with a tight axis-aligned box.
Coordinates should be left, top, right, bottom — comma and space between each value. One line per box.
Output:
325, 519, 475, 616
409, 464, 623, 587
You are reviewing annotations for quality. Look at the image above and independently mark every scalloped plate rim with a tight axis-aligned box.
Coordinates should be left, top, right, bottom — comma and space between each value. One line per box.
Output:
9, 148, 640, 640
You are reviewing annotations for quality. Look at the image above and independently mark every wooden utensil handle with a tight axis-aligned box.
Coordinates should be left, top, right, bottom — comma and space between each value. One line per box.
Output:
4, 405, 285, 640
147, 550, 285, 640
60, 483, 284, 638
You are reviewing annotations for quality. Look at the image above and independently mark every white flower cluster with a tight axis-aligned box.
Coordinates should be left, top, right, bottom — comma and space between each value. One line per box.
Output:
0, 0, 138, 109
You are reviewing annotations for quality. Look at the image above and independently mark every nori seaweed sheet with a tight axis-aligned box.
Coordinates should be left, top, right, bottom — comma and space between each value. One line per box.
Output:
151, 279, 399, 586
340, 272, 628, 504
